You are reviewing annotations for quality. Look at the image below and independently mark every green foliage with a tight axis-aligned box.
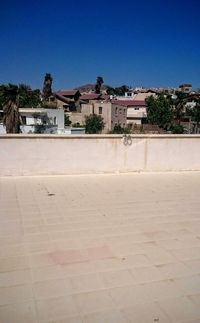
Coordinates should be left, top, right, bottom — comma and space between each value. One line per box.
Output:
109, 124, 130, 134
18, 85, 41, 108
64, 115, 72, 126
146, 95, 173, 130
186, 102, 200, 125
107, 85, 129, 96
170, 124, 185, 134
85, 113, 104, 134
0, 83, 41, 109
173, 92, 188, 124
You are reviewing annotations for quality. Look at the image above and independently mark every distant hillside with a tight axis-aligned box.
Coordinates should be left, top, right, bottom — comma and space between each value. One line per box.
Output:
75, 83, 109, 93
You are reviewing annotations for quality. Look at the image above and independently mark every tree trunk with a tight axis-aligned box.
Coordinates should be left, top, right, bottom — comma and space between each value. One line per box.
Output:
3, 100, 20, 133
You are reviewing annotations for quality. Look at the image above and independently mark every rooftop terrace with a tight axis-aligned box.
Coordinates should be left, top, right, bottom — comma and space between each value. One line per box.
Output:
0, 172, 200, 322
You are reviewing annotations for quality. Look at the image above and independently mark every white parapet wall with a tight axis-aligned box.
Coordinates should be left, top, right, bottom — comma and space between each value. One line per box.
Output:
0, 134, 200, 176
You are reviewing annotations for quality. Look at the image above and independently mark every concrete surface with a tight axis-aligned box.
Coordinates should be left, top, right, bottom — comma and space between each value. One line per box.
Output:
0, 172, 200, 322
1, 134, 200, 175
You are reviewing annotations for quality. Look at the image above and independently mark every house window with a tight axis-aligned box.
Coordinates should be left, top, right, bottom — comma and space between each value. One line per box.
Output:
124, 109, 126, 115
115, 107, 118, 115
21, 116, 26, 125
119, 108, 122, 114
54, 117, 57, 125
99, 107, 103, 114
127, 92, 132, 97
134, 107, 139, 110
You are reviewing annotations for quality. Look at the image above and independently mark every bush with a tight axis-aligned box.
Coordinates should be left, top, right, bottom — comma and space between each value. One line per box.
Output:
109, 124, 130, 134
171, 124, 185, 134
85, 114, 104, 134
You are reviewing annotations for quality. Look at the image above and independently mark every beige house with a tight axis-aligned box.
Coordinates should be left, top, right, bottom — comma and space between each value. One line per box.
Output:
112, 99, 147, 125
67, 101, 127, 133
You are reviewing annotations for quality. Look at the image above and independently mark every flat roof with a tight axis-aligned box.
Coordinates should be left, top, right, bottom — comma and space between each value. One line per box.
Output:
0, 172, 200, 321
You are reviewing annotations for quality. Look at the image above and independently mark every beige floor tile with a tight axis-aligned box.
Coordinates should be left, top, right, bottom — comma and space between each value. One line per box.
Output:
36, 296, 79, 321
51, 317, 83, 323
100, 269, 135, 288
32, 264, 64, 282
0, 301, 37, 323
33, 278, 72, 300
0, 269, 31, 287
74, 290, 115, 314
158, 296, 200, 322
170, 248, 200, 261
188, 293, 200, 306
173, 276, 200, 296
130, 265, 163, 283
109, 284, 150, 307
142, 280, 183, 301
70, 273, 105, 293
0, 284, 33, 305
122, 302, 171, 323
83, 308, 127, 323
0, 256, 30, 272
62, 261, 96, 277
156, 262, 194, 279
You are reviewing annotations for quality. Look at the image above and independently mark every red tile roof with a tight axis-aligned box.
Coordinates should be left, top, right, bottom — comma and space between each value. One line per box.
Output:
112, 100, 146, 107
56, 90, 79, 96
80, 94, 102, 100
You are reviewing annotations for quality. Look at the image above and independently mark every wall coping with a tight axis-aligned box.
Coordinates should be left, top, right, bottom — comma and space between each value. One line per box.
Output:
1, 134, 200, 139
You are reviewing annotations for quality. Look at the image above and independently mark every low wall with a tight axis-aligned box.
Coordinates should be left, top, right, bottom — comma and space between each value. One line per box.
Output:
0, 134, 200, 175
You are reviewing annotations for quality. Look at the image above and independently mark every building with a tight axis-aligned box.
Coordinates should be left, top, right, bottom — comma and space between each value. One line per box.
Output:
67, 100, 127, 133
178, 84, 192, 93
55, 90, 81, 111
0, 108, 64, 134
112, 99, 147, 125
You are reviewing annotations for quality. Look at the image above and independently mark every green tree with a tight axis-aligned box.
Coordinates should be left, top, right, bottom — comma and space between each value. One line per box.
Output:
95, 76, 104, 94
0, 84, 21, 133
173, 92, 188, 125
186, 100, 200, 133
85, 114, 104, 134
42, 73, 53, 100
106, 85, 129, 96
18, 84, 41, 108
146, 95, 173, 130
109, 124, 130, 134
64, 115, 72, 126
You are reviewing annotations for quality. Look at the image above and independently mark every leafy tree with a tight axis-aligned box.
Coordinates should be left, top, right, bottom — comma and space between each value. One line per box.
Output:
85, 113, 104, 134
186, 100, 200, 133
64, 115, 72, 126
42, 73, 53, 100
18, 84, 41, 108
173, 92, 188, 125
170, 124, 185, 134
95, 76, 104, 94
146, 95, 173, 130
0, 84, 21, 133
109, 124, 130, 134
106, 85, 129, 96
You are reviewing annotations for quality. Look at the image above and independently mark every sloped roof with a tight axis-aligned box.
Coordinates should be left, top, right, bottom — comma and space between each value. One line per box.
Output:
56, 90, 79, 97
80, 94, 102, 100
112, 100, 146, 107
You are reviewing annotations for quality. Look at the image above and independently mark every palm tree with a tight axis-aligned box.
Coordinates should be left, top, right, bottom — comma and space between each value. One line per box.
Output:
42, 73, 53, 100
95, 76, 104, 94
0, 84, 21, 133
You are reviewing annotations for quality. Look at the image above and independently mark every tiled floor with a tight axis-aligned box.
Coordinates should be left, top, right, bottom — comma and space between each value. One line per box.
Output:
0, 172, 200, 322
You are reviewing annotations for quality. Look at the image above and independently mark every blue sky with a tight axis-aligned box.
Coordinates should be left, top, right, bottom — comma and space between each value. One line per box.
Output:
0, 0, 200, 90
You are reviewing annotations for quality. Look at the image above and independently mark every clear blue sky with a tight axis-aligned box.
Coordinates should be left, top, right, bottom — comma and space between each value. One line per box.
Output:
0, 0, 200, 91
